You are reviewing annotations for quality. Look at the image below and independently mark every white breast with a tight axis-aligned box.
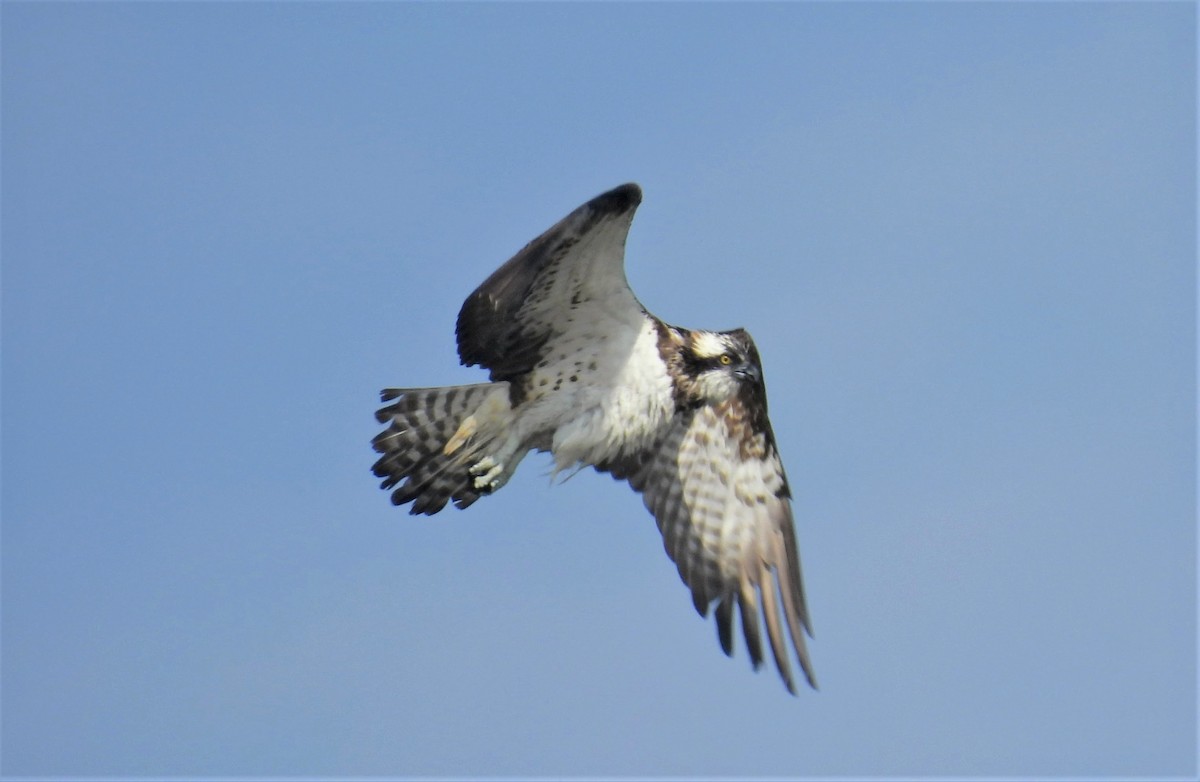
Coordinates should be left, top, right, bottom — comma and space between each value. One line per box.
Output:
515, 317, 676, 472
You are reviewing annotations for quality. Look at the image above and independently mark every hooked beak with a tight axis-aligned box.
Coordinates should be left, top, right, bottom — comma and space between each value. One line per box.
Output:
733, 362, 761, 385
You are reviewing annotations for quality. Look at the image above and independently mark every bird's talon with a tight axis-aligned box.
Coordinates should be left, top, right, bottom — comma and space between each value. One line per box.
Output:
470, 458, 504, 490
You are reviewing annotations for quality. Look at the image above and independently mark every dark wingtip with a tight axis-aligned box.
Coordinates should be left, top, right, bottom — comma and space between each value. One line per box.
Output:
715, 598, 734, 657
591, 182, 642, 216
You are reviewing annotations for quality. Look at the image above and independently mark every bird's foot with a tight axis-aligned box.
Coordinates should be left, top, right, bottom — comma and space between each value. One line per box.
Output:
469, 457, 506, 493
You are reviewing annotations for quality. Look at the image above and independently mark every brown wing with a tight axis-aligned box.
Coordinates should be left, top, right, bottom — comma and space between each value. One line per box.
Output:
620, 398, 817, 694
456, 183, 646, 382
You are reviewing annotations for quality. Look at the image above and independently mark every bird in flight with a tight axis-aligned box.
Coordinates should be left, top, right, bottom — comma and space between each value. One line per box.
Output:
371, 183, 816, 693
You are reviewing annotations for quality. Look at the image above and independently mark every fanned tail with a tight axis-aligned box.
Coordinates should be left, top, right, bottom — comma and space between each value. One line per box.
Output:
371, 383, 514, 514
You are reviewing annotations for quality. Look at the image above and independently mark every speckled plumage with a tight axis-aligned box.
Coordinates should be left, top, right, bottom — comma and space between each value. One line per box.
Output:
372, 183, 816, 693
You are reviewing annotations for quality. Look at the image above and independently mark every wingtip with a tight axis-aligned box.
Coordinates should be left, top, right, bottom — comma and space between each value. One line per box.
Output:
615, 181, 643, 202
780, 665, 818, 696
591, 182, 642, 215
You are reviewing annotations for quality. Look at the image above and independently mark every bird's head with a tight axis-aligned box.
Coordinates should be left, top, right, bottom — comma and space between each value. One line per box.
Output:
682, 328, 765, 403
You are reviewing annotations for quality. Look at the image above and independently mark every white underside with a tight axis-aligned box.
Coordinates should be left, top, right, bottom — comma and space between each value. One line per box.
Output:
514, 317, 675, 473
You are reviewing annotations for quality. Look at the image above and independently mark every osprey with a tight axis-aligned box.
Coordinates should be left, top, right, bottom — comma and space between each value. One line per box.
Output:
372, 183, 816, 693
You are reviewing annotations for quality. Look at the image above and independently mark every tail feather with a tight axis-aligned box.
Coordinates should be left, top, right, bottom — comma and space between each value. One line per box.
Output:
371, 383, 511, 514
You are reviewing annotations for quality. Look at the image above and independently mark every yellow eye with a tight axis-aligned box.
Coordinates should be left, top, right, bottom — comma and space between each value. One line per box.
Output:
719, 354, 733, 365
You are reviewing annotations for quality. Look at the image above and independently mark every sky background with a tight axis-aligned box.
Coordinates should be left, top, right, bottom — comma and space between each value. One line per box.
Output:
2, 2, 1196, 778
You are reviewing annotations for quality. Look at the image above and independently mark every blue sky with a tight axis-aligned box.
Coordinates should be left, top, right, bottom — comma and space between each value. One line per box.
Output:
2, 2, 1195, 778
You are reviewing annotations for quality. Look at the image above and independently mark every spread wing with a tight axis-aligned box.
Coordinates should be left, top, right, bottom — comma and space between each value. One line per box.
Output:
455, 183, 646, 382
615, 397, 817, 694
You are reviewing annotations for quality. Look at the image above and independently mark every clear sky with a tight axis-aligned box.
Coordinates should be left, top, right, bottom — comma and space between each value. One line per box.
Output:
2, 2, 1195, 778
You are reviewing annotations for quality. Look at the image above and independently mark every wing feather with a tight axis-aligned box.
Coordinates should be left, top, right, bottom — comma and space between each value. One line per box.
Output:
715, 596, 735, 656
737, 579, 765, 672
624, 401, 817, 693
757, 558, 795, 692
455, 183, 645, 381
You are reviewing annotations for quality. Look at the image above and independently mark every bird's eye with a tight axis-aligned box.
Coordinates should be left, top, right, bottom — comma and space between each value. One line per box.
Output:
719, 354, 733, 365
